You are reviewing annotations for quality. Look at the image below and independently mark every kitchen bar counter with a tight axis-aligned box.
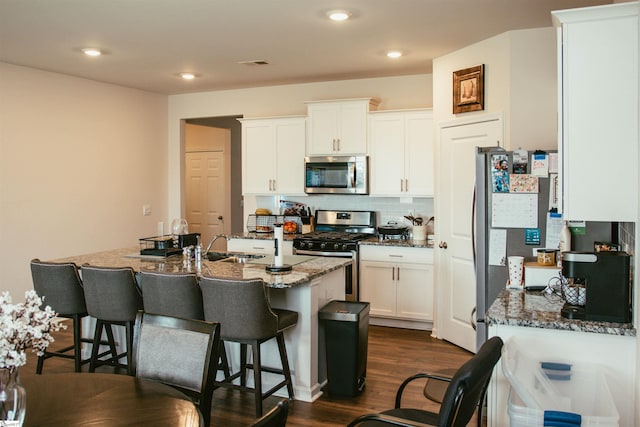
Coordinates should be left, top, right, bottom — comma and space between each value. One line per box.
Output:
51, 246, 350, 402
486, 288, 636, 336
52, 246, 351, 288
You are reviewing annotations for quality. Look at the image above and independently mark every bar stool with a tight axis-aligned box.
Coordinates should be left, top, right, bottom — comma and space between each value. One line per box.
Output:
138, 269, 230, 378
199, 276, 298, 417
30, 259, 92, 373
81, 264, 143, 375
138, 270, 204, 319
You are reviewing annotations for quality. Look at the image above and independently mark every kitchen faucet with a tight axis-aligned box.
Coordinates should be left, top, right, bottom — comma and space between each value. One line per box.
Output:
204, 234, 230, 254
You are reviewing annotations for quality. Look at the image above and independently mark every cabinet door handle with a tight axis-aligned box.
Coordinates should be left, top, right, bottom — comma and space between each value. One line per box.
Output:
272, 179, 276, 191
391, 267, 395, 281
400, 180, 404, 192
336, 138, 340, 151
405, 179, 408, 192
332, 138, 336, 151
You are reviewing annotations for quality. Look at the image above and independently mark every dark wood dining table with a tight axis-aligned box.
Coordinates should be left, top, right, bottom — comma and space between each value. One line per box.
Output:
22, 372, 202, 426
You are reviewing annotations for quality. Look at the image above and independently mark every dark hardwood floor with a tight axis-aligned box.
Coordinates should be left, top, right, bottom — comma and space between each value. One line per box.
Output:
23, 324, 475, 426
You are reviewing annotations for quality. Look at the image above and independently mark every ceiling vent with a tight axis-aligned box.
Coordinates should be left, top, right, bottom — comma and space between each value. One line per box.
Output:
237, 60, 270, 66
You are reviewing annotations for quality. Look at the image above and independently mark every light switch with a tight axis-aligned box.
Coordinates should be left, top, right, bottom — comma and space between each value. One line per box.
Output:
142, 204, 151, 216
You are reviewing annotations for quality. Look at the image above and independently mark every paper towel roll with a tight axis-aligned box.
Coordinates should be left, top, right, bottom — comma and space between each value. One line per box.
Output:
274, 224, 284, 267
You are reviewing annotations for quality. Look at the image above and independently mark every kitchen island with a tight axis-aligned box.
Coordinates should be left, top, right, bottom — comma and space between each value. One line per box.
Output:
52, 246, 352, 402
486, 289, 637, 426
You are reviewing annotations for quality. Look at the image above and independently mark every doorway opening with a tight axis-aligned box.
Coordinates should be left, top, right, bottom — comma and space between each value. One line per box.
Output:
184, 115, 243, 252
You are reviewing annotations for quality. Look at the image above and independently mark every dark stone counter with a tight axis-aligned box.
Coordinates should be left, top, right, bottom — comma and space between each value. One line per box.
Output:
486, 288, 636, 336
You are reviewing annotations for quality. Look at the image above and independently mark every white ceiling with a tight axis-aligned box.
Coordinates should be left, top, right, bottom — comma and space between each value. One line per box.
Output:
0, 0, 614, 95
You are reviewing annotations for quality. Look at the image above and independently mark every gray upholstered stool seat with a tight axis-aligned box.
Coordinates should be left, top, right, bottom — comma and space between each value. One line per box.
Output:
81, 264, 143, 375
273, 308, 298, 331
199, 276, 297, 418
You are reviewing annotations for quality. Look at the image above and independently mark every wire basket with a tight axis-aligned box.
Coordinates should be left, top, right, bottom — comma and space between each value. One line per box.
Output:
562, 281, 586, 306
246, 215, 302, 233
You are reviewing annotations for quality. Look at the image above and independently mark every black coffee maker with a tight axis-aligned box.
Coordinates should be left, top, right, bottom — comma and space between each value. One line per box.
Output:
561, 251, 632, 323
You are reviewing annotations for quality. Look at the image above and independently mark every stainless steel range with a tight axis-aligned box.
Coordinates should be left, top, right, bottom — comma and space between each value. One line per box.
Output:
293, 210, 376, 301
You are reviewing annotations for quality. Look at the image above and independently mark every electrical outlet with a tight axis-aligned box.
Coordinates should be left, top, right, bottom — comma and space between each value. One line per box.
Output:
142, 204, 151, 216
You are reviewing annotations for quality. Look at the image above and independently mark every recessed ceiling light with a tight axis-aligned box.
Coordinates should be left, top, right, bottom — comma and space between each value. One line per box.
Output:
82, 48, 102, 57
327, 10, 351, 21
387, 51, 403, 59
179, 73, 196, 80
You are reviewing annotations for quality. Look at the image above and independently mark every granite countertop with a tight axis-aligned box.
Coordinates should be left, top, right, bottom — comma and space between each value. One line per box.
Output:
359, 236, 434, 249
229, 233, 434, 248
486, 288, 636, 336
51, 247, 351, 288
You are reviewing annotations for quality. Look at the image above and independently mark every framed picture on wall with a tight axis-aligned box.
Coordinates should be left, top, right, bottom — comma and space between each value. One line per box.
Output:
453, 65, 484, 114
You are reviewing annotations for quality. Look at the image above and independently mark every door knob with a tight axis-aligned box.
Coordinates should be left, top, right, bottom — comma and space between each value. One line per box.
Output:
438, 241, 448, 249
218, 216, 223, 221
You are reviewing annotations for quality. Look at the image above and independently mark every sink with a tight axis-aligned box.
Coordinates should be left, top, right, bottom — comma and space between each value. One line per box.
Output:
206, 252, 232, 262
207, 252, 266, 263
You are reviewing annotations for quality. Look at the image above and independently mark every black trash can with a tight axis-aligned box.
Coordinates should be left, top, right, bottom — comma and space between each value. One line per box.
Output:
319, 300, 370, 397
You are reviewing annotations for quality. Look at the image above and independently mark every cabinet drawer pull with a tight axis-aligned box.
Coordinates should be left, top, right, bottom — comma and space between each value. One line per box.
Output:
389, 254, 403, 258
397, 266, 400, 281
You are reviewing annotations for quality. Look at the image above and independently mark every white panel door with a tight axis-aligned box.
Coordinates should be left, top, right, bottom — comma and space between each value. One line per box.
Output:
186, 151, 227, 250
436, 116, 502, 352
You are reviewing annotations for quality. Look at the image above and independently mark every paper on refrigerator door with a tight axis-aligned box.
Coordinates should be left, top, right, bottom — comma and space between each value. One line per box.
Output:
489, 228, 507, 266
491, 193, 538, 228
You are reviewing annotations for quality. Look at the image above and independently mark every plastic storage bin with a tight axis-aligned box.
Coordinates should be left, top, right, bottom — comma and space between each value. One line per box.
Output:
502, 337, 619, 427
319, 300, 370, 397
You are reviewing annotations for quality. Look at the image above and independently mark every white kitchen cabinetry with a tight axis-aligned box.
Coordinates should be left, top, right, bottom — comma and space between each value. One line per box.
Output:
227, 237, 293, 255
369, 109, 434, 197
240, 116, 306, 195
360, 245, 433, 328
552, 3, 638, 221
305, 98, 378, 156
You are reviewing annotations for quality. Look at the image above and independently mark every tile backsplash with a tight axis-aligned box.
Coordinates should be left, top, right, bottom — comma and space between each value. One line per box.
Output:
255, 195, 434, 228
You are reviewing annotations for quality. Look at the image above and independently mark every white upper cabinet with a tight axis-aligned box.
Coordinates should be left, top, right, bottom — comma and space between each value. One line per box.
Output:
240, 116, 306, 195
305, 98, 378, 156
553, 3, 638, 222
369, 109, 434, 197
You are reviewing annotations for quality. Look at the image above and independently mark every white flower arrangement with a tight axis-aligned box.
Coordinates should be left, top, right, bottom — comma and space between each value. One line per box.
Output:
0, 290, 64, 371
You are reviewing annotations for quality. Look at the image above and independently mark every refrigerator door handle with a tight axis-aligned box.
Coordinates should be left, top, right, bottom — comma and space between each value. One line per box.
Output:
471, 306, 477, 331
471, 178, 477, 269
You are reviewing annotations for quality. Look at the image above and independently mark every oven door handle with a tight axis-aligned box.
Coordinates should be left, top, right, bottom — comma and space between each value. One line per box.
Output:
294, 249, 355, 258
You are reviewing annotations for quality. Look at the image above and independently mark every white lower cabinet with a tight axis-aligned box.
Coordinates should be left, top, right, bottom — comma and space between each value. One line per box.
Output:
359, 245, 433, 324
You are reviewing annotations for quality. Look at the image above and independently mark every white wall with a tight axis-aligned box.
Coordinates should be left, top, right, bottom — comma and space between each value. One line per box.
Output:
167, 74, 433, 220
0, 62, 168, 298
433, 27, 557, 151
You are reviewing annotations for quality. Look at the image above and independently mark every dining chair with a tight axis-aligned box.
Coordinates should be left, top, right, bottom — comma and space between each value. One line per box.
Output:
199, 276, 298, 418
131, 311, 221, 427
30, 259, 91, 373
347, 336, 504, 427
81, 264, 143, 375
138, 269, 231, 379
251, 399, 290, 427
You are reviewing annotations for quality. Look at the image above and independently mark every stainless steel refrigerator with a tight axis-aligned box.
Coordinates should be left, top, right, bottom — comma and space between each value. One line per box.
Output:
474, 147, 616, 350
474, 147, 557, 348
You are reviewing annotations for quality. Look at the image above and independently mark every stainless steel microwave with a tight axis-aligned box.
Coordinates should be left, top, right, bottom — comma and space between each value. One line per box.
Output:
304, 156, 369, 194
